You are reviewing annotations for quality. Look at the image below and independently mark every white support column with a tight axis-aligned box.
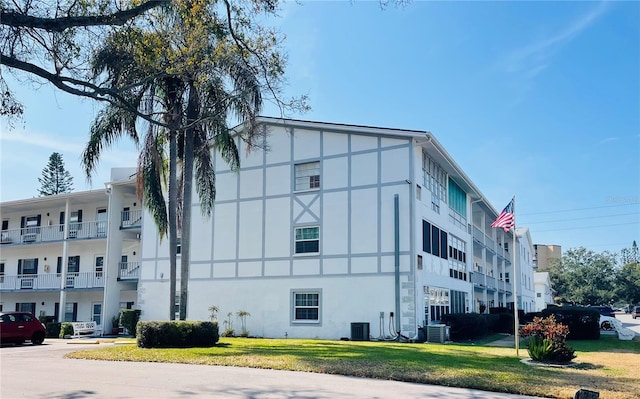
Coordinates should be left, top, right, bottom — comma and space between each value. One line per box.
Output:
58, 199, 70, 323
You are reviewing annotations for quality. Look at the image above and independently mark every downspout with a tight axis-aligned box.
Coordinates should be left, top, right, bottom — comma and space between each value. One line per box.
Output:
394, 194, 400, 333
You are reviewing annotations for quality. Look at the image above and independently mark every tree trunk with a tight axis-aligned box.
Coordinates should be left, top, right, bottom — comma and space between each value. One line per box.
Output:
167, 79, 180, 321
179, 81, 198, 320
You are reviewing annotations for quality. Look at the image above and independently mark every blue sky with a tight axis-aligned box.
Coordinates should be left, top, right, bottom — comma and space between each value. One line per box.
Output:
1, 0, 638, 258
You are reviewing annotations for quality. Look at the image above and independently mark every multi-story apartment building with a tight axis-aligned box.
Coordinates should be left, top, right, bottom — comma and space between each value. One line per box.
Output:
533, 244, 562, 270
137, 117, 533, 339
0, 168, 142, 333
1, 118, 537, 339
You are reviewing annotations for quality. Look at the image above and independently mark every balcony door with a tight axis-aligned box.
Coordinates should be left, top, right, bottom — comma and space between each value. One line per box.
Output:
97, 208, 107, 237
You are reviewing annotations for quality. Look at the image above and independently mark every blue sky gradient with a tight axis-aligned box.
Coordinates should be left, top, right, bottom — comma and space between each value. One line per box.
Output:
1, 1, 638, 258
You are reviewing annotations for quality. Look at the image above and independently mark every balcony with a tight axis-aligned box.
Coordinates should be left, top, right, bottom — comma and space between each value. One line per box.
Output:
471, 272, 485, 286
118, 262, 140, 280
0, 221, 107, 246
0, 272, 105, 291
121, 210, 142, 229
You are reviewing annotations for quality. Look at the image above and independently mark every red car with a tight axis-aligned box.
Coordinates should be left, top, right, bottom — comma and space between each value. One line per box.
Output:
0, 311, 46, 345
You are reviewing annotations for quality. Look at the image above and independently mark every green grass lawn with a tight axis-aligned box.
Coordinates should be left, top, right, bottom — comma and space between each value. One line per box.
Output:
67, 335, 640, 399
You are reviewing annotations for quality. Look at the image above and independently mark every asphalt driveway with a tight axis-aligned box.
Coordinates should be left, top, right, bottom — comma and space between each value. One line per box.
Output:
0, 339, 544, 399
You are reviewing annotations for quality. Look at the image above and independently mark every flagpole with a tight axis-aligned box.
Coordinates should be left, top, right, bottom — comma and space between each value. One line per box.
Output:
512, 195, 519, 356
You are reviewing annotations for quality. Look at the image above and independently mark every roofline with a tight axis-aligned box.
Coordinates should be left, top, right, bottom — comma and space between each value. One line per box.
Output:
253, 116, 428, 138
423, 133, 499, 216
1, 188, 107, 207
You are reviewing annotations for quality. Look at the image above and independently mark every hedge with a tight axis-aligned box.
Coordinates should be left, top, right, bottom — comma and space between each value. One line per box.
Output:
120, 309, 141, 336
137, 320, 219, 348
441, 313, 488, 341
539, 306, 600, 340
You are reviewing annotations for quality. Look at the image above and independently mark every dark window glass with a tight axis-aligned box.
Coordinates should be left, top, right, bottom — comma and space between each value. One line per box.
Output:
431, 225, 440, 257
440, 231, 448, 259
296, 240, 319, 254
422, 221, 431, 253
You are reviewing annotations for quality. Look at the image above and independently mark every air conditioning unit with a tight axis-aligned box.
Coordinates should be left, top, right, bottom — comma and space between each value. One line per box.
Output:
426, 324, 448, 343
350, 322, 370, 341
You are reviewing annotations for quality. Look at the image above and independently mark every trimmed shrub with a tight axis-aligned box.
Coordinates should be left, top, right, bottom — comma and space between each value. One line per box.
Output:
120, 309, 141, 336
442, 313, 488, 341
46, 322, 61, 338
59, 322, 74, 338
520, 315, 576, 364
540, 306, 600, 340
137, 320, 219, 348
494, 313, 515, 334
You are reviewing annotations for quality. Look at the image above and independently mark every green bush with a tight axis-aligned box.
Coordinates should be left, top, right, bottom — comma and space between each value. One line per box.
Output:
442, 313, 488, 341
137, 320, 219, 348
46, 322, 61, 338
494, 313, 515, 334
520, 315, 576, 364
120, 309, 141, 336
527, 336, 554, 362
540, 306, 599, 340
59, 322, 74, 338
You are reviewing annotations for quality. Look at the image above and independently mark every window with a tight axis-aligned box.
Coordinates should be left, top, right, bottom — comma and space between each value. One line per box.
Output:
21, 215, 41, 238
92, 303, 102, 325
69, 210, 83, 236
422, 152, 447, 203
16, 303, 36, 314
448, 235, 467, 281
537, 293, 542, 298
0, 262, 4, 283
176, 238, 182, 255
417, 255, 423, 270
448, 178, 467, 218
1, 220, 9, 243
431, 194, 440, 214
95, 256, 104, 277
294, 162, 320, 191
64, 303, 78, 322
416, 185, 421, 201
422, 221, 431, 253
292, 290, 320, 323
67, 256, 80, 273
18, 258, 38, 275
422, 221, 448, 260
505, 272, 510, 283
1, 220, 7, 230
294, 226, 319, 254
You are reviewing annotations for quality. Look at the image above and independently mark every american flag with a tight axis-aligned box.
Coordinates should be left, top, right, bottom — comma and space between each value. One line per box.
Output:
491, 198, 515, 232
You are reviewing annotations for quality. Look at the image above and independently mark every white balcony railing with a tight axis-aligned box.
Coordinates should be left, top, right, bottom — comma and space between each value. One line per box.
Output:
0, 221, 106, 246
0, 272, 104, 291
121, 210, 142, 229
118, 262, 140, 280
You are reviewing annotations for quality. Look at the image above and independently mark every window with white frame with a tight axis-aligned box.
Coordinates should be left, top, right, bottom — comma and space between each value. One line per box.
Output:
294, 226, 319, 254
422, 152, 447, 204
448, 234, 467, 281
294, 162, 320, 191
292, 290, 320, 323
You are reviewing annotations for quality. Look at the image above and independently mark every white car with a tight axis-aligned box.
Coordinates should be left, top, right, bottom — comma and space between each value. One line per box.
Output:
600, 315, 616, 331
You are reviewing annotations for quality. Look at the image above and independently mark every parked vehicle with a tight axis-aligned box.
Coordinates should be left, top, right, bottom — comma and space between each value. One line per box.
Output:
0, 311, 46, 345
632, 306, 640, 320
588, 306, 616, 318
599, 315, 616, 331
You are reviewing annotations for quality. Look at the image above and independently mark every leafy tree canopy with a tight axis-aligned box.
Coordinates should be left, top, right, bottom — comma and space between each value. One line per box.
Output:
548, 247, 617, 306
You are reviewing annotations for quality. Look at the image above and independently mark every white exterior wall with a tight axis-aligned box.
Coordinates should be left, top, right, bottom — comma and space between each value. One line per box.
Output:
534, 272, 554, 311
138, 122, 415, 339
516, 228, 536, 313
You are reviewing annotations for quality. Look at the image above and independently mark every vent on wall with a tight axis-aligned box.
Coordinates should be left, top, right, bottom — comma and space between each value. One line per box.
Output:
350, 322, 370, 341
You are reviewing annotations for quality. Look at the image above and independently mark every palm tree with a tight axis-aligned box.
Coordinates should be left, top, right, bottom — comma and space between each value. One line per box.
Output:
84, 0, 306, 321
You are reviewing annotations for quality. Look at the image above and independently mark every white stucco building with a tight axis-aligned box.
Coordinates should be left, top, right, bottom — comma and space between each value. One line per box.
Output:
1, 117, 538, 339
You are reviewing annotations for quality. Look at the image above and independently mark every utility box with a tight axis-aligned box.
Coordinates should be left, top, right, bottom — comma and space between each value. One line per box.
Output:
426, 324, 448, 343
350, 322, 370, 341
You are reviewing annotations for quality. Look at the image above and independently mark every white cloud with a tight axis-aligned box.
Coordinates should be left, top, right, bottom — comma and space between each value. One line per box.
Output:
498, 1, 609, 102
